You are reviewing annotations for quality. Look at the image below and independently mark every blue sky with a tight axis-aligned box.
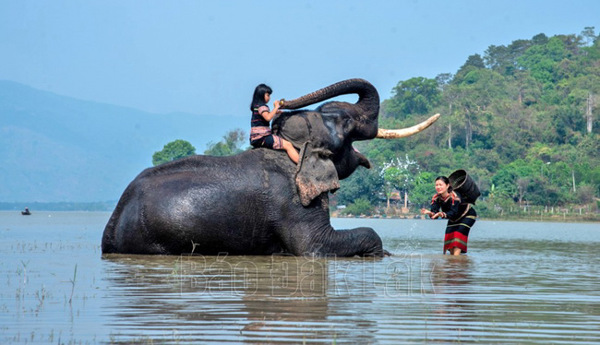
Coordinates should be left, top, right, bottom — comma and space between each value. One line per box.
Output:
1, 0, 599, 117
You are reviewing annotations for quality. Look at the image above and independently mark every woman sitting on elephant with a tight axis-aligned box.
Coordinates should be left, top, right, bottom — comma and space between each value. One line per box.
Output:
250, 84, 299, 164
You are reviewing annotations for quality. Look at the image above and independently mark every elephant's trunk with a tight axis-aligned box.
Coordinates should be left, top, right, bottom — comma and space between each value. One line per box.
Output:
280, 78, 380, 139
280, 78, 379, 112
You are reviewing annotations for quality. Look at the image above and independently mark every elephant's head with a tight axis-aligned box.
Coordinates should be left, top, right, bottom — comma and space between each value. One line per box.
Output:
271, 78, 439, 206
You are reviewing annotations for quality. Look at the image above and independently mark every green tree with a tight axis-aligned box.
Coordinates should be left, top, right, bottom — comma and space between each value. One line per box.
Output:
152, 139, 196, 166
517, 36, 574, 87
411, 171, 436, 208
204, 129, 247, 156
380, 155, 420, 209
484, 38, 534, 76
580, 27, 596, 47
336, 167, 382, 206
342, 197, 374, 216
382, 77, 441, 118
454, 54, 486, 82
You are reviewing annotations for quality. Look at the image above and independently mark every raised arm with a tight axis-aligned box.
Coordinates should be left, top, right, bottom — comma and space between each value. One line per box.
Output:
260, 100, 280, 122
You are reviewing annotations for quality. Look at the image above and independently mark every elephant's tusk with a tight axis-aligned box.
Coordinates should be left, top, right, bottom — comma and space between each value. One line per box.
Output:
376, 114, 441, 139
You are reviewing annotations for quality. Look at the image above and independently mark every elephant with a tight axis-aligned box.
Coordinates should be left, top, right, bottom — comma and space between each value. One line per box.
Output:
101, 79, 439, 257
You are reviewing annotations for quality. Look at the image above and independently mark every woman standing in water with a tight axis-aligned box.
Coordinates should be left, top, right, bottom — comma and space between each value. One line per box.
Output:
421, 176, 477, 255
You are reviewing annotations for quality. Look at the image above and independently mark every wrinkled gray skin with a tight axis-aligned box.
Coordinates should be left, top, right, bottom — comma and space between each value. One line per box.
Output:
102, 79, 386, 257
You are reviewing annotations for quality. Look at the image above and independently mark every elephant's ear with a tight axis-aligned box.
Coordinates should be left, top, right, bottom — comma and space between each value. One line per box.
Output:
295, 142, 340, 207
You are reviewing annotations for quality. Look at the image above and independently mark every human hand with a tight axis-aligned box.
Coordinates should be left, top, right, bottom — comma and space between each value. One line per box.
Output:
273, 100, 280, 109
421, 208, 434, 218
431, 212, 444, 219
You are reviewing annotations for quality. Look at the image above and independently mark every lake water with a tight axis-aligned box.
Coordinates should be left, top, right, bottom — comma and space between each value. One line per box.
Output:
1, 211, 599, 344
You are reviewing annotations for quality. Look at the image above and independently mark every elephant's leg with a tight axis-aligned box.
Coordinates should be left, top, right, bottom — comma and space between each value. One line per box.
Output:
277, 202, 384, 257
313, 226, 384, 257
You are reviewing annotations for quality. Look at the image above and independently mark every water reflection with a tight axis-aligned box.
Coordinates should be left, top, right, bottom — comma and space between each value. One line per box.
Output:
431, 256, 473, 293
429, 256, 475, 340
102, 254, 381, 344
3, 212, 599, 344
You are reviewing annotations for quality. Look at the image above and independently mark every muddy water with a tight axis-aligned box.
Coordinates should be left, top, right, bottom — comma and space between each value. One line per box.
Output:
1, 211, 599, 344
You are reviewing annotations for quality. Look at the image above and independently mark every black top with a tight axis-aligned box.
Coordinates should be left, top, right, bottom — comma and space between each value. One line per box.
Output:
251, 102, 270, 128
429, 191, 462, 220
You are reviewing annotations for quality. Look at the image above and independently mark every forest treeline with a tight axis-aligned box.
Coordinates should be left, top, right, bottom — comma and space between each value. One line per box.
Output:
167, 29, 600, 220
335, 28, 600, 219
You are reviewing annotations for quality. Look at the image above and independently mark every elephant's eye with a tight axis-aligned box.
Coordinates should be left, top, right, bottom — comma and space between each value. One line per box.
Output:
342, 117, 354, 131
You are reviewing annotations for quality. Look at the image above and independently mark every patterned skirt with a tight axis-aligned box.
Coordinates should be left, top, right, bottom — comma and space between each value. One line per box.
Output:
443, 207, 477, 253
250, 126, 283, 150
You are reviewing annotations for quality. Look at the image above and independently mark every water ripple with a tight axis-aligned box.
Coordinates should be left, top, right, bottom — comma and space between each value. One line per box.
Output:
1, 213, 599, 344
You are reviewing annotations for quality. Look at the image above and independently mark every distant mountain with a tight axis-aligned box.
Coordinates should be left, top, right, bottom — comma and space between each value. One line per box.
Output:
0, 80, 247, 202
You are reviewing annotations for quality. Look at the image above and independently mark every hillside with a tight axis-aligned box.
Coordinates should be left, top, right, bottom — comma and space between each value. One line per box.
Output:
337, 30, 600, 218
0, 81, 246, 202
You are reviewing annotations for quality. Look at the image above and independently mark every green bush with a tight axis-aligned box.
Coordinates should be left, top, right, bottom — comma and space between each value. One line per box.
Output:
342, 198, 374, 216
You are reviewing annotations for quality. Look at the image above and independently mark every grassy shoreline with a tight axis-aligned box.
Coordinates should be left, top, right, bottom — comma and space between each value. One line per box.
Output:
332, 210, 600, 223
2, 202, 598, 223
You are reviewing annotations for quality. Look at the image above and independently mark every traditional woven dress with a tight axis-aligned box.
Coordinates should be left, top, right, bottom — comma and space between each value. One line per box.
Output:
430, 191, 477, 253
250, 102, 283, 149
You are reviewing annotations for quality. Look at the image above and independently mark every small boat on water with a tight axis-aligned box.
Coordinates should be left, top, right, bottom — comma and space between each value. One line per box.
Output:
21, 207, 31, 215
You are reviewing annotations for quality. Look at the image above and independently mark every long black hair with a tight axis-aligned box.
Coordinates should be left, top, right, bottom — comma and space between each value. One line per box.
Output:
250, 84, 272, 110
435, 176, 453, 193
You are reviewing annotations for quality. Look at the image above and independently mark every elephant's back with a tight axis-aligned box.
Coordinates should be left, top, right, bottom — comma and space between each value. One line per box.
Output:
104, 150, 291, 255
